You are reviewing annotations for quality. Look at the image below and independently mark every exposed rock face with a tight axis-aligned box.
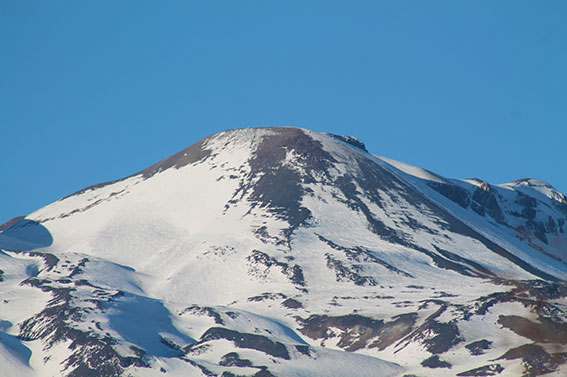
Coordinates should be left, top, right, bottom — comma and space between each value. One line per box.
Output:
465, 339, 492, 356
298, 313, 417, 351
421, 355, 452, 369
427, 181, 471, 209
16, 255, 150, 377
425, 175, 566, 264
1, 127, 565, 377
471, 182, 506, 223
193, 328, 291, 360
326, 133, 368, 152
497, 344, 567, 377
456, 364, 503, 376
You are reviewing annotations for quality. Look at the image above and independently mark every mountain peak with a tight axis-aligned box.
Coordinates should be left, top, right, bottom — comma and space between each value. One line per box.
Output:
1, 126, 566, 377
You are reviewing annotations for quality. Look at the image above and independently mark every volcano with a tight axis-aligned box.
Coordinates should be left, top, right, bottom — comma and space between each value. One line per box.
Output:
1, 127, 566, 377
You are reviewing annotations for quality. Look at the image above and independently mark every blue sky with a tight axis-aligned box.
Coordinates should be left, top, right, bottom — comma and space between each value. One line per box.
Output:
1, 1, 566, 224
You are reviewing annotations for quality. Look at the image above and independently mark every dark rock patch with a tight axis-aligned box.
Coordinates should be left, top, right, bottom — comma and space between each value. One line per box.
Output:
368, 313, 419, 350
406, 285, 425, 289
522, 280, 567, 300
333, 172, 408, 245
18, 276, 148, 377
318, 235, 413, 278
498, 315, 567, 344
140, 138, 213, 179
221, 372, 246, 377
282, 298, 303, 309
497, 343, 567, 377
298, 312, 417, 352
219, 352, 253, 367
299, 314, 382, 351
217, 351, 281, 377
507, 189, 567, 249
466, 339, 493, 355
196, 327, 290, 360
295, 344, 311, 356
248, 293, 287, 302
253, 368, 276, 377
433, 246, 495, 278
516, 193, 537, 217
225, 311, 239, 319
253, 226, 282, 245
160, 336, 182, 352
398, 305, 463, 354
422, 320, 462, 354
68, 258, 89, 278
471, 182, 505, 224
286, 265, 306, 287
179, 305, 225, 325
62, 180, 124, 200
457, 363, 504, 376
421, 355, 452, 368
25, 252, 60, 272
327, 134, 368, 152
180, 357, 216, 377
417, 246, 480, 277
247, 250, 306, 288
428, 181, 471, 209
431, 291, 458, 298
325, 254, 377, 286
472, 281, 567, 330
228, 128, 336, 246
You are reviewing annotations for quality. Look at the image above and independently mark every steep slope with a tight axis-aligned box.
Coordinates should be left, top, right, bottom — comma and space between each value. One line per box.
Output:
1, 127, 566, 377
378, 156, 567, 265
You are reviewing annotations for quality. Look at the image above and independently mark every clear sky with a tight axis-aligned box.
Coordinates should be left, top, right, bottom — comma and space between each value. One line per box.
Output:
1, 1, 566, 224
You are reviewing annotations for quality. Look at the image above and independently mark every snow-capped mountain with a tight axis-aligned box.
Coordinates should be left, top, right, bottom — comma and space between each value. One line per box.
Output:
1, 127, 565, 377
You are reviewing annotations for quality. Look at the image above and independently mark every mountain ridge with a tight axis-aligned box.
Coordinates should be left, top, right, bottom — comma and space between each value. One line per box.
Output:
1, 127, 565, 377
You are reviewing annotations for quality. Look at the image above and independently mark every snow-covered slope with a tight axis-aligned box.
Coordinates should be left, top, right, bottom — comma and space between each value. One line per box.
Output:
1, 127, 566, 377
378, 156, 567, 265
